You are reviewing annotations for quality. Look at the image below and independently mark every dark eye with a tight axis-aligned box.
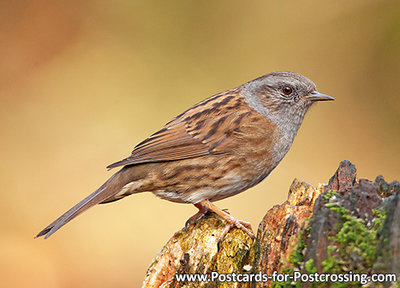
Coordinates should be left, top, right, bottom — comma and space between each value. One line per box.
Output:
282, 86, 293, 95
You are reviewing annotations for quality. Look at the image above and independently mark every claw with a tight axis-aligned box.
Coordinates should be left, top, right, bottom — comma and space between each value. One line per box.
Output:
222, 208, 231, 215
219, 216, 255, 240
188, 200, 255, 243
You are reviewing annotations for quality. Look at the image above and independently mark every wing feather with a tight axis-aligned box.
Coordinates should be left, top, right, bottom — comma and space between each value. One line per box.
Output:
106, 122, 210, 169
107, 89, 246, 169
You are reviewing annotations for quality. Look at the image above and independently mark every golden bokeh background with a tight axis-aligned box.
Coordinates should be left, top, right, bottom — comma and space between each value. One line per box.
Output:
1, 1, 399, 287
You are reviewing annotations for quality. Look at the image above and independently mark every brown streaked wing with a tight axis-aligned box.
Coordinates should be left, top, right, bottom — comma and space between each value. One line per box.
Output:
106, 121, 211, 169
107, 88, 246, 169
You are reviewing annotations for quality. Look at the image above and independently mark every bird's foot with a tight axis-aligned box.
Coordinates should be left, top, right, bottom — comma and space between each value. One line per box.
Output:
219, 217, 254, 243
217, 212, 255, 241
197, 200, 255, 241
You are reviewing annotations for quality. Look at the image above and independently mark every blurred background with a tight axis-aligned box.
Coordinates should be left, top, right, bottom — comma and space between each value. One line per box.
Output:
1, 0, 399, 287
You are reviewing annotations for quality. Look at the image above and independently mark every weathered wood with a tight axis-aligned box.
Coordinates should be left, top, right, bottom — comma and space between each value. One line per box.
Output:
142, 161, 400, 288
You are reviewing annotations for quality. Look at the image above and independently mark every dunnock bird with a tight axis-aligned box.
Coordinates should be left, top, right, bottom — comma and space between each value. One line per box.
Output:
36, 71, 333, 240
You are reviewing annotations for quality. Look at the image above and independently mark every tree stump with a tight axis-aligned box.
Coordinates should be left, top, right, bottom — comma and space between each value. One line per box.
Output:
142, 161, 400, 288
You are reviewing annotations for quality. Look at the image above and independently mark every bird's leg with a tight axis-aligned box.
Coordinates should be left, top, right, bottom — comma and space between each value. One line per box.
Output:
199, 200, 255, 240
185, 202, 210, 228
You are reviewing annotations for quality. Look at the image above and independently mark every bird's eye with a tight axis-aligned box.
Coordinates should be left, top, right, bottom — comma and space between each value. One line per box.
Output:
282, 86, 293, 95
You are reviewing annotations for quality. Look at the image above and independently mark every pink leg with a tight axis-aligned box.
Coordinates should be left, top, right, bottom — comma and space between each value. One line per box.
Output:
187, 200, 255, 240
185, 202, 210, 228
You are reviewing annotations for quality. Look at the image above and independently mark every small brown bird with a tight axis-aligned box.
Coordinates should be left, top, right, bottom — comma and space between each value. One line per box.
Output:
36, 71, 333, 239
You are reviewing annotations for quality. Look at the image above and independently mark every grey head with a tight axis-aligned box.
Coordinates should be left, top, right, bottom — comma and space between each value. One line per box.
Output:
241, 71, 333, 127
241, 71, 334, 162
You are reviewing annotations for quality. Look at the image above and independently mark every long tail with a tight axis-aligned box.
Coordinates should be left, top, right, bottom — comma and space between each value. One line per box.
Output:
36, 167, 132, 239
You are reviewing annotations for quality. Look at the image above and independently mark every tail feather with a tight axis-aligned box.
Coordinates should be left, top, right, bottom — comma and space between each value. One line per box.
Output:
36, 168, 129, 239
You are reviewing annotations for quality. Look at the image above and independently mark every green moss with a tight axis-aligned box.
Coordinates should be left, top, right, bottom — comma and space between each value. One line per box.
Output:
318, 205, 387, 287
324, 190, 337, 200
305, 259, 317, 274
327, 205, 386, 269
372, 208, 386, 229
288, 230, 306, 269
272, 197, 387, 288
321, 245, 341, 273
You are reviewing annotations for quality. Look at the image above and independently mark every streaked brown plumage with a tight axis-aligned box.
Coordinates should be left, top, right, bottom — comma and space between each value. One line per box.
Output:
36, 71, 334, 239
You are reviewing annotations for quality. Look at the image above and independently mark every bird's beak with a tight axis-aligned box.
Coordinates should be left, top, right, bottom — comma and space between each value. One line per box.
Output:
304, 91, 335, 102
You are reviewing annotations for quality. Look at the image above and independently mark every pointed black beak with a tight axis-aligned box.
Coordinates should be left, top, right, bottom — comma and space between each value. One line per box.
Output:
305, 91, 335, 102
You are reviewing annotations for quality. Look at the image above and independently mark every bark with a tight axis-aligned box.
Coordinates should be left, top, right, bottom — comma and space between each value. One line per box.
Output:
142, 161, 400, 288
